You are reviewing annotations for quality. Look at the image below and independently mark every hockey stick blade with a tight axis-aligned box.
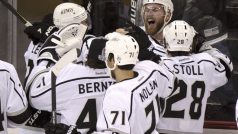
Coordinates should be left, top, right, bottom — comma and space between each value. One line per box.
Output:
52, 48, 78, 76
0, 0, 32, 27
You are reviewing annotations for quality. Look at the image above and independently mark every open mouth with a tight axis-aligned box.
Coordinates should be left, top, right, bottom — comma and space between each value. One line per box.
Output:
147, 19, 155, 25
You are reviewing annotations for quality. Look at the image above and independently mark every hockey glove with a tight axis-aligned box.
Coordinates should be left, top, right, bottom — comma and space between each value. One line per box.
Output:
44, 123, 78, 134
192, 33, 206, 53
125, 24, 152, 51
37, 23, 87, 64
24, 22, 59, 45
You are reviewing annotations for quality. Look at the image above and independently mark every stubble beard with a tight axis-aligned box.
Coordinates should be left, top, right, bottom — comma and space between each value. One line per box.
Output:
145, 21, 164, 36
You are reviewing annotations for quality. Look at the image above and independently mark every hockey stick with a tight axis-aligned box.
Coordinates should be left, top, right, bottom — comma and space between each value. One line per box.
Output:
51, 48, 78, 124
130, 0, 142, 26
0, 0, 32, 27
50, 23, 87, 124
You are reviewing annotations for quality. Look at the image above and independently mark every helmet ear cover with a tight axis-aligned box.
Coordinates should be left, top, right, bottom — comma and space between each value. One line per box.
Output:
53, 3, 88, 28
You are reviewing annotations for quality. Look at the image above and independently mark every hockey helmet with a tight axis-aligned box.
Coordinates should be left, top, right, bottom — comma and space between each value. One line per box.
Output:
163, 20, 196, 52
105, 32, 139, 70
53, 3, 87, 28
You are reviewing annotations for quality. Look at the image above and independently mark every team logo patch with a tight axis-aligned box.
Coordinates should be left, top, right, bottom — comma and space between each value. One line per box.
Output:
61, 8, 75, 15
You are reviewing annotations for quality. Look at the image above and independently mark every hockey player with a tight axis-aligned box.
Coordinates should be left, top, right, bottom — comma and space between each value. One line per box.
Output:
158, 20, 233, 133
0, 60, 31, 134
22, 2, 90, 134
27, 29, 115, 134
94, 32, 175, 134
141, 0, 174, 56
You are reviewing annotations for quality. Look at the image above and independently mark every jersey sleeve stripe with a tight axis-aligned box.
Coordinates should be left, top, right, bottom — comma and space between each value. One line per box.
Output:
198, 59, 216, 66
215, 68, 226, 73
219, 59, 232, 79
7, 105, 32, 124
103, 111, 109, 129
0, 69, 10, 73
181, 61, 195, 64
10, 77, 26, 107
152, 48, 166, 54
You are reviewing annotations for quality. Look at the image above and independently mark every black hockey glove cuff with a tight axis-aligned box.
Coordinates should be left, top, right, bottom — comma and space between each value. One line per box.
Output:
192, 33, 206, 53
44, 123, 78, 134
37, 34, 61, 64
24, 22, 58, 45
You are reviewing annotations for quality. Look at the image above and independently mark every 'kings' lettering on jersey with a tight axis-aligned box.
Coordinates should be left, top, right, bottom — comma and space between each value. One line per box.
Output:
173, 64, 203, 75
139, 79, 158, 102
78, 81, 114, 94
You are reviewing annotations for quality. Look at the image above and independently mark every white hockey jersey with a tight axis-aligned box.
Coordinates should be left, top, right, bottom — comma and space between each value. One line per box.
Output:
0, 60, 30, 134
140, 26, 167, 57
96, 60, 175, 134
147, 36, 167, 57
28, 63, 115, 134
159, 53, 230, 133
24, 42, 44, 87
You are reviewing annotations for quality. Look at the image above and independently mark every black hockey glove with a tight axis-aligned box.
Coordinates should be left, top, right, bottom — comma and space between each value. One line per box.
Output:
123, 20, 152, 50
24, 22, 58, 45
139, 49, 161, 63
192, 33, 206, 53
44, 123, 78, 134
37, 34, 61, 64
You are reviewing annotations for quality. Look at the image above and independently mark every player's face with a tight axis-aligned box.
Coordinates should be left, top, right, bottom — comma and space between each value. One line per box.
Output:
143, 3, 166, 35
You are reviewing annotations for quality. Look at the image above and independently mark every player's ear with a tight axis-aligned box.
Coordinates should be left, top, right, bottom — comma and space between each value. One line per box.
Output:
107, 53, 115, 67
165, 11, 172, 23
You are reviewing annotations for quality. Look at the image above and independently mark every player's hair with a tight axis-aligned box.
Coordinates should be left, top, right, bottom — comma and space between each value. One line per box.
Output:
85, 59, 106, 69
167, 51, 190, 56
86, 38, 107, 69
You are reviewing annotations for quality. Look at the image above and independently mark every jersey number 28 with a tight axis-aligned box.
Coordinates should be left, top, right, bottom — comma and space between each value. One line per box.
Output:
163, 80, 205, 119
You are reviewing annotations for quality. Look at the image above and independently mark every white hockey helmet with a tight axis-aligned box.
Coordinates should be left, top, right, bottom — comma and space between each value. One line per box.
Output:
143, 0, 174, 19
53, 3, 87, 28
105, 32, 139, 70
163, 20, 196, 52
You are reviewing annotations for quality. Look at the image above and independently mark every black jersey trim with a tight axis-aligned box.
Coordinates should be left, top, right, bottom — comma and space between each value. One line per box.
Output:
215, 68, 226, 73
10, 77, 26, 107
198, 59, 226, 72
152, 48, 166, 54
128, 70, 170, 119
197, 59, 216, 66
0, 69, 9, 73
181, 60, 195, 64
0, 69, 25, 106
8, 105, 32, 124
103, 111, 109, 129
31, 76, 111, 98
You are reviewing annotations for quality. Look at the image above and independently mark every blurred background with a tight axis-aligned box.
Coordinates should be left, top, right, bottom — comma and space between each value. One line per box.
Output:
0, 0, 237, 130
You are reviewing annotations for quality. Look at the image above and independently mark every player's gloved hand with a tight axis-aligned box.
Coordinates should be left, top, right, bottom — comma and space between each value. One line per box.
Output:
139, 49, 161, 63
124, 21, 152, 50
24, 22, 59, 45
44, 123, 78, 134
192, 33, 206, 53
37, 33, 61, 64
37, 23, 87, 64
